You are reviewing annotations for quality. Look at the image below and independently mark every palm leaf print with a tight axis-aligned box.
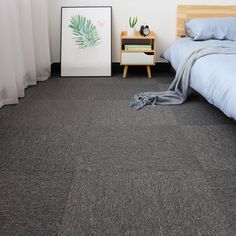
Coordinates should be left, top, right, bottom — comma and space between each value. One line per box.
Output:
69, 15, 101, 49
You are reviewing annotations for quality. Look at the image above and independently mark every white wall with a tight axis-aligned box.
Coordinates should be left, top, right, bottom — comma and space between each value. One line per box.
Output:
49, 0, 236, 63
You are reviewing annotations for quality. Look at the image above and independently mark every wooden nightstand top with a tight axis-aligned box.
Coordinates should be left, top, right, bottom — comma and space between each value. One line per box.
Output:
120, 31, 156, 39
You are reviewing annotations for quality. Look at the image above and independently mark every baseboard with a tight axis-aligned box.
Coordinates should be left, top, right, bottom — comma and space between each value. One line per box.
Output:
112, 62, 172, 74
51, 63, 61, 76
51, 62, 171, 76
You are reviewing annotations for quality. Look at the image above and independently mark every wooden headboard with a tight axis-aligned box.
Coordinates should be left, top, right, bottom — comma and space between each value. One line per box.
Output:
177, 5, 236, 37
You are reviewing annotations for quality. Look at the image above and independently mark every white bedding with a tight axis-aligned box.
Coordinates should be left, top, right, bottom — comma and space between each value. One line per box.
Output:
162, 37, 236, 120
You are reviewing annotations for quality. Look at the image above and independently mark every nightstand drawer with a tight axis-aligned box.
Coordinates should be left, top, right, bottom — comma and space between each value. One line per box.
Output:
121, 52, 154, 65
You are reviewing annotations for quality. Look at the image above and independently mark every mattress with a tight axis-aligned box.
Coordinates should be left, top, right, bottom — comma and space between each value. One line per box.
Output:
162, 37, 236, 120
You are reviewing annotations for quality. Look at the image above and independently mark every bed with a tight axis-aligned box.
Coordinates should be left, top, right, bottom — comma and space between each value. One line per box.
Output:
162, 5, 236, 120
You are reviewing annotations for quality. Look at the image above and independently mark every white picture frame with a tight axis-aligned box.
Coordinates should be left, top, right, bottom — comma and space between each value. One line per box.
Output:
60, 6, 112, 77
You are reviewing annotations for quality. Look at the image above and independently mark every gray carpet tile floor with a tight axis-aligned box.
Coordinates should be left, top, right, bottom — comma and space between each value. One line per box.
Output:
0, 72, 235, 236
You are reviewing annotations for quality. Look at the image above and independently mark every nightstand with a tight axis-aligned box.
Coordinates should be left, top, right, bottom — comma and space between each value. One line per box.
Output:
120, 31, 156, 79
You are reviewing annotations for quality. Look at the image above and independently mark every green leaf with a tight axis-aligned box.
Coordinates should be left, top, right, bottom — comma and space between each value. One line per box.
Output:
129, 16, 138, 28
69, 15, 101, 49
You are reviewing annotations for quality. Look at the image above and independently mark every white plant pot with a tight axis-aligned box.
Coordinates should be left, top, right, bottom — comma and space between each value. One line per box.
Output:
127, 28, 136, 36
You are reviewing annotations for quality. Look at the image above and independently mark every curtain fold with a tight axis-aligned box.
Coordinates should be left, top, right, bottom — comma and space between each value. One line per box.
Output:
0, 0, 51, 108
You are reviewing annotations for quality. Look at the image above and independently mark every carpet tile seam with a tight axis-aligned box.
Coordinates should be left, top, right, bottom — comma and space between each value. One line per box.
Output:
56, 170, 77, 236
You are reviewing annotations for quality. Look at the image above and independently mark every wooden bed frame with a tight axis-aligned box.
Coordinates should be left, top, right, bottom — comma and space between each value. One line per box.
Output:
177, 5, 236, 37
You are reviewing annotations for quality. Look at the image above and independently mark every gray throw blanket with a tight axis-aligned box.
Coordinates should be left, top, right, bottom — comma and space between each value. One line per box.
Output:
130, 46, 236, 110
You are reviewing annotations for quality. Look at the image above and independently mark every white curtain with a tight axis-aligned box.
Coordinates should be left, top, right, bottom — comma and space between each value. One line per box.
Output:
0, 0, 51, 108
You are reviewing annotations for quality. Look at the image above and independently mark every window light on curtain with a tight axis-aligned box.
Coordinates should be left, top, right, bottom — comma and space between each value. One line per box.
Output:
0, 0, 51, 108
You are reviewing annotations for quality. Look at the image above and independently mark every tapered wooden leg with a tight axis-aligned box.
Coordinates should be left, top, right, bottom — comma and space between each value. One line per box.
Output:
147, 66, 152, 79
123, 65, 128, 79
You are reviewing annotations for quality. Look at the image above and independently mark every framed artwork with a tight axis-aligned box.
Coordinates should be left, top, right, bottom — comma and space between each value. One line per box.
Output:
61, 6, 112, 77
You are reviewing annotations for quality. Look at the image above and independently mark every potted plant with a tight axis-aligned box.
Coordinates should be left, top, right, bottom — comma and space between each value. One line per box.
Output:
128, 16, 138, 36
